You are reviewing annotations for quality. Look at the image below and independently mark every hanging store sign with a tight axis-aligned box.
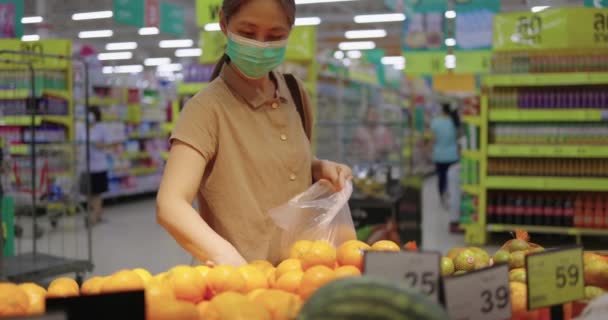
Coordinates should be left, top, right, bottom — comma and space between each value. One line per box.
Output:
196, 0, 222, 26
453, 50, 492, 74
0, 39, 71, 69
585, 0, 608, 8
199, 31, 226, 64
454, 0, 500, 50
160, 2, 185, 36
285, 26, 316, 61
0, 0, 23, 38
113, 0, 145, 27
403, 52, 447, 75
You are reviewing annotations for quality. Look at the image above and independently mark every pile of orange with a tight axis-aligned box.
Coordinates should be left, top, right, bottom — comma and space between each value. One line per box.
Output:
0, 239, 401, 319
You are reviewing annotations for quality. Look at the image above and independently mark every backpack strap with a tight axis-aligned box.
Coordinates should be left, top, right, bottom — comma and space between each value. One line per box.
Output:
283, 73, 309, 140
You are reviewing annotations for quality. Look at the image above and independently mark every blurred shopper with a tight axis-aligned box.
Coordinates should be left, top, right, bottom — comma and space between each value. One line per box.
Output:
81, 106, 110, 225
157, 0, 354, 267
430, 103, 460, 206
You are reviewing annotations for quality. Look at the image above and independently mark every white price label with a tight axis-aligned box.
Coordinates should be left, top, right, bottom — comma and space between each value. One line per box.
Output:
444, 264, 512, 320
364, 250, 440, 302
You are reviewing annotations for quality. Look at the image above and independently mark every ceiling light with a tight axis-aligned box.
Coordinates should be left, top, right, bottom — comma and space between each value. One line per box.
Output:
295, 17, 322, 26
21, 34, 40, 42
531, 6, 549, 13
347, 50, 362, 59
98, 52, 133, 61
72, 10, 113, 21
139, 27, 159, 35
21, 16, 43, 24
159, 39, 193, 48
345, 29, 387, 39
338, 41, 375, 51
204, 23, 221, 31
333, 51, 344, 60
394, 63, 405, 70
444, 10, 456, 19
445, 54, 456, 69
175, 48, 203, 57
102, 66, 114, 74
354, 13, 405, 24
343, 58, 352, 67
144, 57, 171, 66
114, 65, 144, 73
79, 30, 113, 39
296, 0, 357, 4
157, 63, 183, 72
445, 38, 456, 46
381, 56, 405, 65
106, 42, 138, 51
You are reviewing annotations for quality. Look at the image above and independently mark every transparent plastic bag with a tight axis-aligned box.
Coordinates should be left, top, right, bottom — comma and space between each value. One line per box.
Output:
270, 180, 356, 259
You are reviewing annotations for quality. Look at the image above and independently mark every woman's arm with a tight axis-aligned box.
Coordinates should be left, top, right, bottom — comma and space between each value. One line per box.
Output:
156, 141, 247, 267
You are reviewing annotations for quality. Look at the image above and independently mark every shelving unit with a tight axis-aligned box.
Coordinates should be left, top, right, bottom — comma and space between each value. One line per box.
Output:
460, 7, 608, 245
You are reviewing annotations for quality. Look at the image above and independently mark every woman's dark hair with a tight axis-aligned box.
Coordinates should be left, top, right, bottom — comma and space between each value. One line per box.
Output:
88, 106, 102, 122
442, 103, 460, 129
210, 0, 296, 80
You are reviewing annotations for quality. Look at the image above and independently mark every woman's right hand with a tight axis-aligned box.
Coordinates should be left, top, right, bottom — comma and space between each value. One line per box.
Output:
206, 250, 247, 267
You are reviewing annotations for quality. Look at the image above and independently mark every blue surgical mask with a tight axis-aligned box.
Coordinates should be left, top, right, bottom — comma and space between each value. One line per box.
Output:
225, 32, 287, 79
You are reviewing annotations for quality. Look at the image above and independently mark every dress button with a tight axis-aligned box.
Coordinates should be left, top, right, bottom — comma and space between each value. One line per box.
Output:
280, 134, 287, 141
289, 173, 297, 181
271, 102, 279, 109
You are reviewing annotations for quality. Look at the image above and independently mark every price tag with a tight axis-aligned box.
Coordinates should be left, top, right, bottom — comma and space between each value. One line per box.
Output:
364, 251, 441, 302
444, 264, 512, 320
526, 246, 585, 310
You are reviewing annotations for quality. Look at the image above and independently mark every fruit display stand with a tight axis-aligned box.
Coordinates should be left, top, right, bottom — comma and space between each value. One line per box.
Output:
463, 7, 608, 246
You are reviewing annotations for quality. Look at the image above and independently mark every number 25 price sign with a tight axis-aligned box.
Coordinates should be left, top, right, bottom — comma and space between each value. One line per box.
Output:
364, 251, 441, 302
526, 246, 585, 310
444, 264, 512, 320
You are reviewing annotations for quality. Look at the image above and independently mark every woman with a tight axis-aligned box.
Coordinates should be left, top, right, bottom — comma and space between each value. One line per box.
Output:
430, 103, 460, 207
82, 106, 110, 225
156, 0, 353, 267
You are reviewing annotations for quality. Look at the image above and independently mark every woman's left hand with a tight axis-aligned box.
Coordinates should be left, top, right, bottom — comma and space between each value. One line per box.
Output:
312, 159, 353, 191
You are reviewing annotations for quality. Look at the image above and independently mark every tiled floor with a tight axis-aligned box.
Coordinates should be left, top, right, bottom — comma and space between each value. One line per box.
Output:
6, 176, 498, 279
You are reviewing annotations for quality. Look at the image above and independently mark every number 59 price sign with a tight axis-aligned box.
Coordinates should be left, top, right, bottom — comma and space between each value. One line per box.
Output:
364, 251, 441, 302
526, 246, 585, 310
444, 264, 512, 320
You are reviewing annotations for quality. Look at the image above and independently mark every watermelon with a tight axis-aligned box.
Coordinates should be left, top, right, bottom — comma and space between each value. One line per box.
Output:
298, 277, 449, 320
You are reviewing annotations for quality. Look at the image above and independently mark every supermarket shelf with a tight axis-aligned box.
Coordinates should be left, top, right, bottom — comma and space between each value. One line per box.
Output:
43, 89, 71, 101
488, 145, 608, 158
103, 185, 158, 199
177, 83, 207, 95
0, 89, 29, 99
462, 150, 482, 160
0, 115, 71, 127
487, 224, 608, 237
9, 143, 74, 155
121, 151, 151, 160
485, 176, 608, 192
161, 152, 169, 160
162, 123, 175, 134
489, 109, 607, 122
128, 133, 166, 140
89, 97, 119, 106
463, 116, 482, 126
484, 73, 608, 87
462, 184, 481, 195
130, 166, 159, 176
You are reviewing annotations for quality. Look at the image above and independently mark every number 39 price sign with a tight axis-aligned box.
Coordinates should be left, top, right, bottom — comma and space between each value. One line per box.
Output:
364, 251, 441, 302
444, 264, 512, 320
526, 246, 585, 310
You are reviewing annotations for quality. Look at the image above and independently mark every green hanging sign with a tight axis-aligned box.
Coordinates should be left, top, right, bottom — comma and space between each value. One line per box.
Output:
403, 52, 447, 75
585, 0, 608, 7
404, 0, 448, 14
160, 2, 185, 36
0, 0, 23, 38
113, 0, 145, 27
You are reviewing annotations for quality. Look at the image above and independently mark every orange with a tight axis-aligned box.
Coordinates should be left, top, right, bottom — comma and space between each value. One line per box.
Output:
334, 265, 362, 279
204, 292, 271, 320
165, 265, 207, 303
81, 277, 106, 295
250, 289, 303, 320
247, 288, 268, 301
336, 240, 370, 270
239, 265, 269, 293
371, 240, 401, 252
510, 282, 527, 314
154, 272, 168, 283
194, 265, 211, 279
301, 240, 337, 270
299, 265, 335, 300
207, 265, 246, 295
18, 283, 45, 315
47, 277, 80, 298
147, 299, 199, 320
250, 260, 275, 273
275, 270, 303, 295
196, 301, 210, 319
276, 259, 303, 279
265, 268, 278, 289
133, 268, 153, 285
0, 283, 29, 317
145, 279, 176, 303
101, 269, 145, 294
289, 240, 313, 260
